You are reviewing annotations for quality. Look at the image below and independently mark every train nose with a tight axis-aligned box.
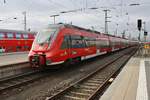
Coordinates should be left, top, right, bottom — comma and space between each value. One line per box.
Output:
31, 54, 46, 67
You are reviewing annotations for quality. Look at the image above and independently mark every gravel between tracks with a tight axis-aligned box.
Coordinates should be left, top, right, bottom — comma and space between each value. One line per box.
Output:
0, 48, 135, 100
0, 62, 32, 80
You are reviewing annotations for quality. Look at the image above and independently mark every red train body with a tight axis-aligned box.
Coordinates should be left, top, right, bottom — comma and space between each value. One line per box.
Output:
0, 29, 36, 53
29, 24, 138, 67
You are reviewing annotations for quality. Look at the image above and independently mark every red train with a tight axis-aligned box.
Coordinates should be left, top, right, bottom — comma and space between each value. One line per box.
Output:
0, 29, 36, 53
29, 24, 138, 67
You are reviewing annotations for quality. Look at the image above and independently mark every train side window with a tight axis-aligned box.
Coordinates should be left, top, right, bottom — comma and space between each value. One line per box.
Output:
0, 33, 5, 39
23, 34, 28, 39
110, 39, 116, 47
96, 39, 109, 48
16, 46, 21, 51
16, 33, 21, 39
85, 37, 96, 47
90, 38, 96, 47
61, 35, 70, 49
84, 37, 89, 47
7, 33, 14, 38
71, 35, 85, 48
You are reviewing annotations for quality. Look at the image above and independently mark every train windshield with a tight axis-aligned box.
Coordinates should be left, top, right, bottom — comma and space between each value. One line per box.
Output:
35, 28, 57, 45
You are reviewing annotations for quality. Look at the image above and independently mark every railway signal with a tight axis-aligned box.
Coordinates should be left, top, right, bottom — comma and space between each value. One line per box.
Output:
144, 31, 148, 36
137, 19, 142, 31
143, 21, 148, 42
137, 19, 142, 41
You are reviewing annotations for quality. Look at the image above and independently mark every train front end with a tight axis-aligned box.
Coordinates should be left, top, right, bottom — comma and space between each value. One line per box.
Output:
28, 25, 60, 67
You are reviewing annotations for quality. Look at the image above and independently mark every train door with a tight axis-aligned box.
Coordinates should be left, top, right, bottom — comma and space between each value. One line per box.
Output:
66, 35, 71, 58
60, 35, 71, 59
60, 35, 73, 65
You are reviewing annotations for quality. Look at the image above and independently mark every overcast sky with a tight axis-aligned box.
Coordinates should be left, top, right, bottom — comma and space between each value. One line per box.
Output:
0, 0, 150, 41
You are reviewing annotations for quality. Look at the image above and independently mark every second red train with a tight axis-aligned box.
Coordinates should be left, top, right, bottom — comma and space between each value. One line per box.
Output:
0, 29, 36, 53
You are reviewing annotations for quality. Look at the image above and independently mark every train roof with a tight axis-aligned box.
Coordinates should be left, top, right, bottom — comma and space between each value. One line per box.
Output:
48, 23, 101, 34
0, 29, 36, 34
64, 24, 101, 35
64, 24, 128, 39
49, 23, 128, 39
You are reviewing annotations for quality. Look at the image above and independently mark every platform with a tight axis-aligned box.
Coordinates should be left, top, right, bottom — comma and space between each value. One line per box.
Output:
100, 49, 150, 100
0, 52, 29, 66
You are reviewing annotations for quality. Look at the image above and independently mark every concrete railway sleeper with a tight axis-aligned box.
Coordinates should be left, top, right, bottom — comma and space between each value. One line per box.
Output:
0, 69, 48, 94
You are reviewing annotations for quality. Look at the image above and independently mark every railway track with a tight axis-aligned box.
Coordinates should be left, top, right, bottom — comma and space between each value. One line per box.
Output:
46, 47, 136, 100
0, 68, 49, 94
0, 47, 137, 99
0, 62, 33, 80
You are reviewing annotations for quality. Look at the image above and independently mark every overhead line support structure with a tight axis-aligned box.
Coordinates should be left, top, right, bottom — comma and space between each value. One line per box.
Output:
103, 9, 111, 34
50, 14, 59, 24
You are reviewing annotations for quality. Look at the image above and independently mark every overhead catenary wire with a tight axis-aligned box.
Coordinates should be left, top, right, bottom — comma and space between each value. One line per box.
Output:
48, 0, 71, 10
69, 0, 81, 9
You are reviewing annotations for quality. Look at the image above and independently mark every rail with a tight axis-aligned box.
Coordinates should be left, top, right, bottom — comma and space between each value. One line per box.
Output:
46, 47, 137, 100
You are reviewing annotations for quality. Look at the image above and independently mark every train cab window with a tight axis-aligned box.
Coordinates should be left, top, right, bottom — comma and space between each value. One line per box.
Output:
0, 33, 5, 39
61, 35, 70, 49
16, 34, 21, 39
23, 34, 28, 39
7, 33, 14, 38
